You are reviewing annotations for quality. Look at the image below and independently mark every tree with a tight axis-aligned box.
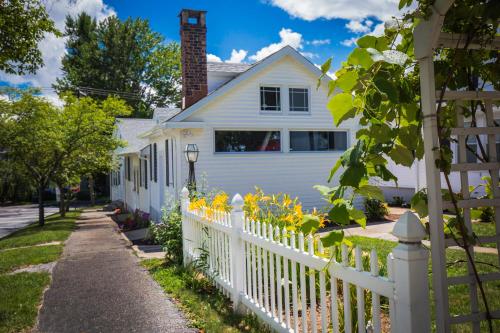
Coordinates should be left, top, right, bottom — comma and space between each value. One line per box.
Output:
54, 13, 181, 117
53, 94, 132, 215
0, 0, 59, 74
0, 90, 130, 225
316, 0, 498, 330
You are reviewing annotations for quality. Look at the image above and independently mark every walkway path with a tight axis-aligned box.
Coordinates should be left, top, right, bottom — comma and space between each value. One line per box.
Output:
36, 209, 194, 333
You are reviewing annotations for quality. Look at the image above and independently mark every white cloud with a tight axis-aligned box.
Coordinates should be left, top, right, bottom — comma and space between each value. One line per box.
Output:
207, 54, 223, 62
340, 37, 358, 47
226, 49, 247, 63
370, 23, 386, 36
249, 28, 303, 62
300, 52, 318, 59
0, 0, 115, 102
267, 0, 402, 22
309, 39, 331, 46
345, 19, 373, 34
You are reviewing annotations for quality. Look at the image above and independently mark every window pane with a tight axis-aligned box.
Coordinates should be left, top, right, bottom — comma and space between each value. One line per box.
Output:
260, 87, 281, 111
215, 131, 281, 152
289, 88, 308, 112
290, 131, 347, 151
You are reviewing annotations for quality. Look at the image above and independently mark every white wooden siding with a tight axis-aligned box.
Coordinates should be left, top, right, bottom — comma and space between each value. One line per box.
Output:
176, 56, 359, 209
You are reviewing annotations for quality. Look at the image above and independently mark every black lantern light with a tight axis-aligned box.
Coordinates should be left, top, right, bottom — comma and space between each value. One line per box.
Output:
184, 144, 199, 192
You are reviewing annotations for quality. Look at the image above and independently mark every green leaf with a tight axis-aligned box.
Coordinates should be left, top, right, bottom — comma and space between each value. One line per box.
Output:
411, 190, 428, 218
374, 79, 399, 103
328, 203, 350, 225
314, 185, 334, 197
388, 144, 414, 167
321, 58, 332, 75
356, 184, 385, 201
300, 214, 321, 234
347, 48, 373, 69
348, 207, 367, 227
374, 164, 398, 184
336, 71, 358, 91
328, 159, 343, 182
339, 165, 365, 188
320, 230, 344, 247
327, 93, 354, 126
357, 36, 388, 52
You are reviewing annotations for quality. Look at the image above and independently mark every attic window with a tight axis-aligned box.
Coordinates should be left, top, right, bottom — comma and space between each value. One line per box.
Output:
188, 16, 198, 25
260, 87, 281, 111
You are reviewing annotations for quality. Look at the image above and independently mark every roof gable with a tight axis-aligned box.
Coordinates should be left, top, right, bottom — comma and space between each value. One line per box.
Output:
168, 46, 330, 122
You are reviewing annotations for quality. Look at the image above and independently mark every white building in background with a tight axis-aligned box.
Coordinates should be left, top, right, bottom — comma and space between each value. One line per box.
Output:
110, 9, 499, 221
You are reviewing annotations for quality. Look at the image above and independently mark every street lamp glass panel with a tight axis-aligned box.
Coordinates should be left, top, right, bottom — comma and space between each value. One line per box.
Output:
184, 144, 199, 162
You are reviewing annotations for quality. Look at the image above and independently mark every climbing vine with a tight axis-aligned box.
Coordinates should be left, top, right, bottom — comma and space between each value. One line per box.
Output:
313, 0, 499, 330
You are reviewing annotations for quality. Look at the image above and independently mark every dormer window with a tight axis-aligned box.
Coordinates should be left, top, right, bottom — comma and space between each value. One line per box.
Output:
289, 88, 309, 112
260, 86, 281, 111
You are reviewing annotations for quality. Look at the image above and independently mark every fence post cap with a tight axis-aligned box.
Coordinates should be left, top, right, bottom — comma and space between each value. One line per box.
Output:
180, 187, 189, 198
231, 193, 244, 211
392, 211, 426, 243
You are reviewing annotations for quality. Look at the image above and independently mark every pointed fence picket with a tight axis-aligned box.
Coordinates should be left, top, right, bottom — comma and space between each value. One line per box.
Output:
180, 188, 431, 333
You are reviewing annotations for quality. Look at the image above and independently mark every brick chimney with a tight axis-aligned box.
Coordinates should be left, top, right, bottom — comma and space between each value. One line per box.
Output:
179, 9, 208, 109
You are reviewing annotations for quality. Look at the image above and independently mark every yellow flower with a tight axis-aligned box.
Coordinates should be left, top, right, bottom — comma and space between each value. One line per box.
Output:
294, 204, 303, 221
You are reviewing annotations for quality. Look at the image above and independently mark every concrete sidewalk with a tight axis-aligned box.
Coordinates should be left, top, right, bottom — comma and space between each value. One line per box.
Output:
36, 209, 194, 333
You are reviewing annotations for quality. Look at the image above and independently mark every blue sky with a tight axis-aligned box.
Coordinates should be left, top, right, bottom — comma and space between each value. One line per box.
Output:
0, 0, 402, 101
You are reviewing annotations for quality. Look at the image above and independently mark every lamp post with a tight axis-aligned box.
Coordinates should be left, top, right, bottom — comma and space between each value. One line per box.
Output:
184, 144, 199, 193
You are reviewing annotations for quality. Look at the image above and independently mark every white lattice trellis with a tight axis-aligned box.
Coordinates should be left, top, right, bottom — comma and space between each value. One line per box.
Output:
414, 0, 500, 332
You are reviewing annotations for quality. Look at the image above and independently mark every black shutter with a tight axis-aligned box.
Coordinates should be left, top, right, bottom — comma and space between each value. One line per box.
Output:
144, 160, 148, 189
127, 157, 131, 181
153, 143, 157, 182
139, 160, 142, 187
165, 140, 170, 186
149, 145, 152, 181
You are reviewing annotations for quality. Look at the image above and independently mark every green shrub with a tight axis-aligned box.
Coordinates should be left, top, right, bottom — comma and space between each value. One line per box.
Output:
364, 199, 389, 221
479, 206, 495, 223
149, 205, 183, 265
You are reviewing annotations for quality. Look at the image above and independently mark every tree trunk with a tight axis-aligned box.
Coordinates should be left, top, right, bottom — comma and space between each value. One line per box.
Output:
89, 175, 96, 206
38, 184, 45, 226
58, 185, 66, 217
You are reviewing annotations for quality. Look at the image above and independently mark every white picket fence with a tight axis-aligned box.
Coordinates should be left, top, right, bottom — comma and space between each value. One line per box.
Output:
180, 188, 431, 333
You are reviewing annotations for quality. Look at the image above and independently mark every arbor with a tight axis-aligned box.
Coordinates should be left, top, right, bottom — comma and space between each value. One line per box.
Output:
0, 0, 58, 74
0, 90, 130, 225
317, 0, 499, 330
54, 13, 181, 117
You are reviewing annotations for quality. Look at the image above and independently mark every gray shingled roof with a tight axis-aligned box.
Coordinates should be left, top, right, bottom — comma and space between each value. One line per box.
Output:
153, 107, 182, 123
115, 118, 156, 155
207, 62, 254, 73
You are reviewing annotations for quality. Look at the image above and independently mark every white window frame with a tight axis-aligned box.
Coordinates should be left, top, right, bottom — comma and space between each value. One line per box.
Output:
212, 128, 283, 154
259, 85, 282, 114
287, 129, 350, 153
288, 86, 311, 114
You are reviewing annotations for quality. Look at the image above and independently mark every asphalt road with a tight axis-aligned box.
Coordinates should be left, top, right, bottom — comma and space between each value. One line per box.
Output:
0, 204, 59, 239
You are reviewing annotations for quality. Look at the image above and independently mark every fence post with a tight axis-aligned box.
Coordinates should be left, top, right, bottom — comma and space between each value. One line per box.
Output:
230, 193, 245, 313
392, 211, 431, 333
180, 187, 190, 266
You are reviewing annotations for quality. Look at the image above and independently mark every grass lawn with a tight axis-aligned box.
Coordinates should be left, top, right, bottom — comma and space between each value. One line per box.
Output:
471, 222, 497, 248
0, 210, 80, 250
0, 273, 51, 333
0, 209, 81, 333
0, 245, 63, 273
142, 259, 271, 333
348, 236, 500, 332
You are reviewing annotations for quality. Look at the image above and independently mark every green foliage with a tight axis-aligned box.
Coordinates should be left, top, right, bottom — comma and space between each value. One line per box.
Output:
364, 199, 389, 221
149, 206, 183, 265
142, 259, 271, 333
0, 272, 51, 333
0, 0, 59, 75
54, 13, 182, 117
0, 89, 130, 223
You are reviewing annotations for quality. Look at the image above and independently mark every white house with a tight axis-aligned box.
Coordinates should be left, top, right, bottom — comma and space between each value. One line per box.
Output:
111, 9, 499, 220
